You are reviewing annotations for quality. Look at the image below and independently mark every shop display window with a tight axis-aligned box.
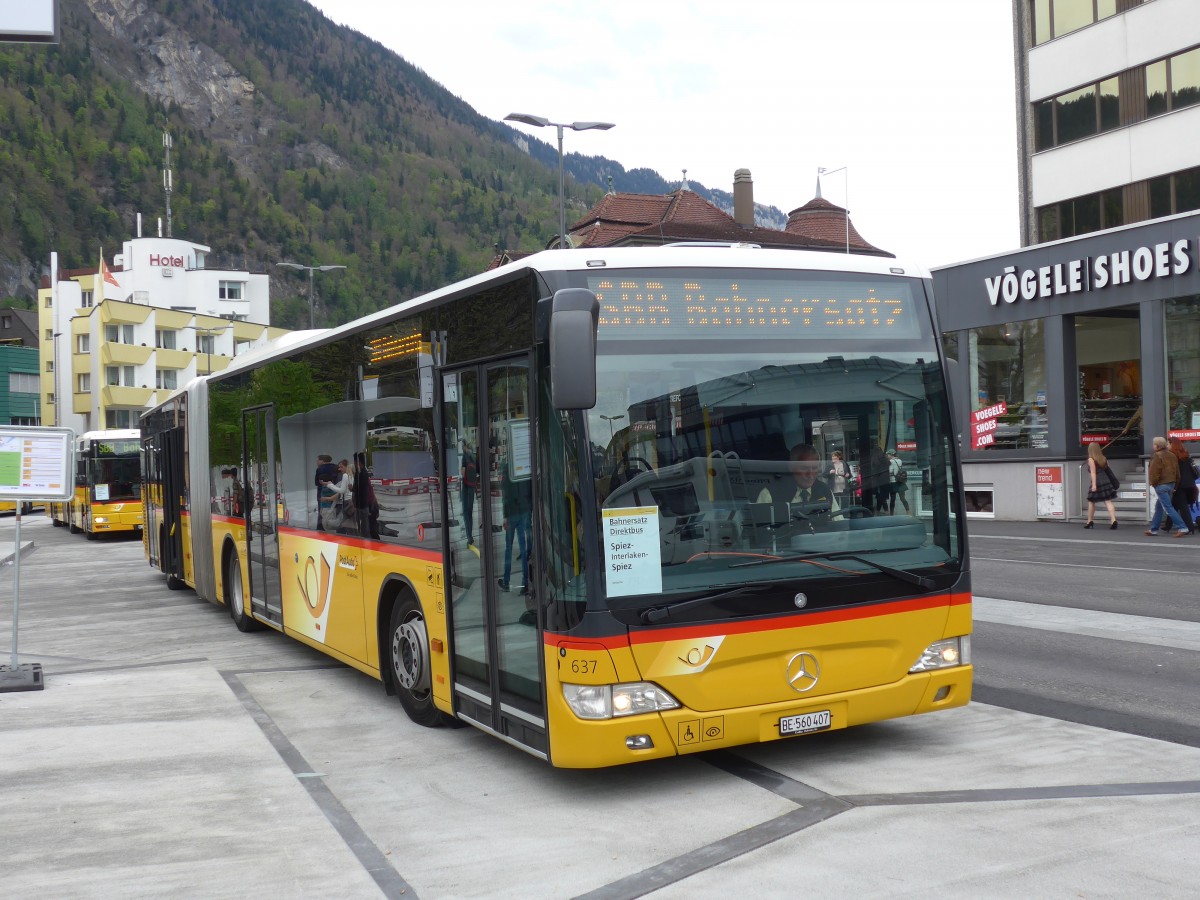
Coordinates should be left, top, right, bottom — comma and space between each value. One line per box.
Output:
968, 322, 1049, 451
1167, 297, 1200, 437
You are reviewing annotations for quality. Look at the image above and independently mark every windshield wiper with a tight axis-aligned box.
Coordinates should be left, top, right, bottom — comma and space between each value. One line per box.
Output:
640, 585, 765, 624
731, 551, 938, 592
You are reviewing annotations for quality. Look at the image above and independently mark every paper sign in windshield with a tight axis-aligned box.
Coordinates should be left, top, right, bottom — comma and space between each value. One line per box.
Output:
603, 506, 662, 598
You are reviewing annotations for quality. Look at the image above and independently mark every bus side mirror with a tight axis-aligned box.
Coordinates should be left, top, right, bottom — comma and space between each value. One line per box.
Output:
550, 288, 599, 410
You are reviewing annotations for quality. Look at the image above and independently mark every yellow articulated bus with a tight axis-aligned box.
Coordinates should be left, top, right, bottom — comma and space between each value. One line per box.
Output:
50, 429, 144, 539
140, 246, 971, 768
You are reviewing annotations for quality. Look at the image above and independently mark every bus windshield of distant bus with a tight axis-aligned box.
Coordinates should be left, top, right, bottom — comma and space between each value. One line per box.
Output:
88, 439, 141, 502
586, 268, 961, 608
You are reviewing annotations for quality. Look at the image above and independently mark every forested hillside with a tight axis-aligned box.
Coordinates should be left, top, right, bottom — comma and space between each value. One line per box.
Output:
0, 0, 780, 327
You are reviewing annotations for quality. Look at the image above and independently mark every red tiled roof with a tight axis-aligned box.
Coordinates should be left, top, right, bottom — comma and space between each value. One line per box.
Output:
785, 197, 881, 253
568, 188, 890, 256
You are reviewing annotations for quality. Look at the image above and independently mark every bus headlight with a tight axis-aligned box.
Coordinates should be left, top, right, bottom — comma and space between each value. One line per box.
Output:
94, 516, 108, 524
562, 682, 681, 720
909, 636, 970, 673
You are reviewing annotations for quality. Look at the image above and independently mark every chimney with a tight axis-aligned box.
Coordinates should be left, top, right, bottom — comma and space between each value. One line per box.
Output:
733, 169, 754, 226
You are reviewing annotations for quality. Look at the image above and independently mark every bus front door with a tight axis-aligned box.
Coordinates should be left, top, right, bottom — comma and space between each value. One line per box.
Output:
243, 405, 283, 626
443, 358, 546, 757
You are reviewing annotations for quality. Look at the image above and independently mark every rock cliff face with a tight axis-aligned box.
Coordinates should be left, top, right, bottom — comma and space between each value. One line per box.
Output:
84, 0, 344, 177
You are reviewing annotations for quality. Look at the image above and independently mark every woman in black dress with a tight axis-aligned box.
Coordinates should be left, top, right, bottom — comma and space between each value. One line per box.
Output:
1084, 442, 1118, 529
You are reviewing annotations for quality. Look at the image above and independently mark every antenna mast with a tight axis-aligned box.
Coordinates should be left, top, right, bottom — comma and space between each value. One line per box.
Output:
162, 131, 173, 238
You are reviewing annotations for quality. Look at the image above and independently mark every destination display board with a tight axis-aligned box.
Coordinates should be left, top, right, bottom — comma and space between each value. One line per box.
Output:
588, 271, 923, 341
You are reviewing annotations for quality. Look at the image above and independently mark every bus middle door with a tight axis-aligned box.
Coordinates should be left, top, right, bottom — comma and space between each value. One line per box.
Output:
242, 405, 283, 627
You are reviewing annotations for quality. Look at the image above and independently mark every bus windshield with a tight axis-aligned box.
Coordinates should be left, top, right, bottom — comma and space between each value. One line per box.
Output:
586, 269, 961, 610
90, 455, 141, 502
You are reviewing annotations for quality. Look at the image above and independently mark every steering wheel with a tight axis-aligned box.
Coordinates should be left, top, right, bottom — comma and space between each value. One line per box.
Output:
625, 456, 653, 472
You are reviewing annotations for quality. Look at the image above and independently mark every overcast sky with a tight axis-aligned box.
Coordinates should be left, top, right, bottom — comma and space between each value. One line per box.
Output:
307, 1, 1020, 268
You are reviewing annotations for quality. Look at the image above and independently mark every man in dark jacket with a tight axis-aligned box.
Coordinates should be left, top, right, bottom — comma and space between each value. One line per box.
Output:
1146, 435, 1189, 537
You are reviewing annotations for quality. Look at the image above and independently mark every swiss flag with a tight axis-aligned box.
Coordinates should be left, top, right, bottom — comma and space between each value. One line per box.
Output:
99, 253, 120, 288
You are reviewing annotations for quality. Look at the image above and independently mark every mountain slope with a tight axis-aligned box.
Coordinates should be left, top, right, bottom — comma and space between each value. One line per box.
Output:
0, 0, 782, 326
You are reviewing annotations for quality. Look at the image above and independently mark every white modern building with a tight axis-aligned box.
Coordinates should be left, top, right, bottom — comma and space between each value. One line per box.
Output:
40, 235, 289, 433
927, 0, 1200, 521
1016, 0, 1200, 243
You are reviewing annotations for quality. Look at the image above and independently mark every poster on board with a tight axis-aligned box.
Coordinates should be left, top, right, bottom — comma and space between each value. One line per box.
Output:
1035, 465, 1065, 519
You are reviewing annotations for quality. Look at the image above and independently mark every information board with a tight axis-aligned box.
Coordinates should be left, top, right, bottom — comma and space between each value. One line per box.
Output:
0, 426, 74, 501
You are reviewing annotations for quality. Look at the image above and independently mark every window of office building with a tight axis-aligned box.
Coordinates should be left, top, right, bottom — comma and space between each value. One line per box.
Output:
1167, 297, 1200, 433
155, 329, 177, 349
1034, 77, 1120, 150
1147, 46, 1200, 117
81, 290, 94, 308
77, 373, 90, 393
219, 281, 243, 301
1149, 165, 1200, 218
1037, 188, 1123, 242
1031, 0, 1121, 46
198, 334, 215, 355
77, 334, 90, 353
968, 321, 1049, 451
156, 369, 177, 391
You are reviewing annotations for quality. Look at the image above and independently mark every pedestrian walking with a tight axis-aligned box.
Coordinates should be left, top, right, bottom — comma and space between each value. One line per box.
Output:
1145, 435, 1189, 537
1083, 442, 1118, 529
1168, 437, 1198, 534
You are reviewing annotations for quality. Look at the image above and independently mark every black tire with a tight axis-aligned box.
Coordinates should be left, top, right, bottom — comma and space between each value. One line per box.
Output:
387, 595, 445, 727
226, 550, 261, 632
69, 520, 81, 534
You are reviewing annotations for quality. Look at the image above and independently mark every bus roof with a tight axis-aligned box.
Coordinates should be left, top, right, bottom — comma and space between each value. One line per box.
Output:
207, 245, 932, 384
80, 429, 140, 441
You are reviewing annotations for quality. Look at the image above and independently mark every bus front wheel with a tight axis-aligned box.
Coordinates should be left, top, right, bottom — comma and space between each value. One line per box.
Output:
388, 596, 443, 727
226, 551, 261, 633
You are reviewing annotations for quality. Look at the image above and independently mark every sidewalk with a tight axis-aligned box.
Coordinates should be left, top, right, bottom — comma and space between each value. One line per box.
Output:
3, 513, 1200, 898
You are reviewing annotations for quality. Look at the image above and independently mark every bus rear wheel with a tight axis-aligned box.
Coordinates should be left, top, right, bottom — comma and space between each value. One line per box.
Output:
226, 552, 261, 633
388, 596, 443, 727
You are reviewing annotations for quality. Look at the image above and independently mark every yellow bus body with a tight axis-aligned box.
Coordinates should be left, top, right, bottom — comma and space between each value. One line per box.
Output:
205, 508, 969, 768
51, 488, 143, 536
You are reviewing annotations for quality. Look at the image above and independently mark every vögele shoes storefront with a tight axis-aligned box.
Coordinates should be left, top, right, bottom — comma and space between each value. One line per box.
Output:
932, 210, 1200, 522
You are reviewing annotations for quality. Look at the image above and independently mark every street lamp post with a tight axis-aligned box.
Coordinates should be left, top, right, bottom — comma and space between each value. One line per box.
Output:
818, 166, 850, 254
599, 413, 624, 440
504, 114, 615, 249
276, 262, 347, 328
194, 325, 229, 375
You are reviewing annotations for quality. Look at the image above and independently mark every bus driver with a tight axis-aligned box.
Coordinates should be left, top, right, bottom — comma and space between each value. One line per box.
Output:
756, 443, 840, 513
